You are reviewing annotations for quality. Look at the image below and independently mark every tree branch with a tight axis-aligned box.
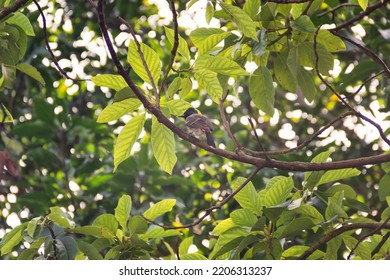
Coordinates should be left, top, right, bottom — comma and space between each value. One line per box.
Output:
160, 0, 179, 93
0, 0, 30, 21
298, 222, 390, 260
331, 0, 388, 32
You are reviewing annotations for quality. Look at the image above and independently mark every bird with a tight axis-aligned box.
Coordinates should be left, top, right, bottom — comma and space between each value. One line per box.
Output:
179, 107, 216, 147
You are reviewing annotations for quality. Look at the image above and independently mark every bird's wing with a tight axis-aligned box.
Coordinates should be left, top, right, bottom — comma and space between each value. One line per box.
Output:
186, 115, 213, 131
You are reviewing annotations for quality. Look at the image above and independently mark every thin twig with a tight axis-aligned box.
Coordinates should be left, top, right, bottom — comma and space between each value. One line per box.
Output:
331, 31, 390, 76
314, 27, 390, 146
248, 117, 270, 160
142, 166, 263, 230
331, 0, 388, 32
318, 3, 360, 17
32, 0, 81, 81
371, 231, 390, 256
345, 70, 386, 100
347, 215, 390, 259
117, 16, 160, 107
160, 0, 179, 93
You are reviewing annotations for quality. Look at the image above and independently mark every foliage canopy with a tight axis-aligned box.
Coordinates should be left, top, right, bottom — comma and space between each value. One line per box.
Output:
0, 0, 390, 260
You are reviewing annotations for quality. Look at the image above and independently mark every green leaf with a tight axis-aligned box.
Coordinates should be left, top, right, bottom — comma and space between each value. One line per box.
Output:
205, 1, 214, 24
344, 198, 370, 213
232, 177, 262, 215
115, 195, 132, 230
317, 168, 361, 186
69, 226, 115, 238
97, 99, 142, 123
316, 30, 346, 53
127, 40, 161, 86
194, 54, 249, 76
292, 205, 324, 224
194, 69, 223, 103
325, 184, 357, 199
179, 236, 194, 256
0, 223, 27, 255
6, 12, 35, 36
304, 151, 332, 189
91, 74, 128, 91
358, 0, 368, 11
48, 207, 75, 229
297, 68, 316, 102
210, 227, 248, 259
282, 245, 324, 260
151, 115, 177, 174
76, 240, 103, 260
243, 0, 261, 20
164, 99, 191, 116
114, 114, 145, 171
0, 104, 14, 123
93, 214, 119, 235
379, 173, 390, 201
140, 228, 180, 239
325, 192, 348, 221
262, 176, 294, 207
167, 77, 181, 98
274, 53, 297, 92
143, 199, 176, 221
315, 43, 334, 74
190, 28, 231, 55
114, 87, 137, 101
291, 15, 315, 33
181, 253, 208, 260
212, 218, 236, 236
164, 27, 190, 60
220, 2, 258, 41
325, 236, 342, 260
16, 64, 45, 85
277, 217, 314, 238
249, 66, 275, 116
127, 216, 147, 235
230, 209, 258, 227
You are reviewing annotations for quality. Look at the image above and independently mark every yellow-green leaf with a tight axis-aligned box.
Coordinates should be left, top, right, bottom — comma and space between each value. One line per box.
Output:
91, 74, 128, 91
48, 207, 75, 229
114, 114, 145, 171
151, 115, 177, 174
164, 99, 192, 116
143, 199, 176, 220
127, 40, 161, 86
97, 99, 142, 123
115, 195, 132, 230
262, 176, 294, 207
220, 2, 258, 41
249, 66, 275, 116
317, 168, 361, 186
243, 0, 261, 20
274, 53, 297, 92
205, 1, 214, 24
194, 54, 249, 76
232, 177, 262, 215
316, 30, 346, 53
164, 27, 190, 60
194, 69, 223, 103
6, 12, 35, 36
190, 28, 231, 55
358, 0, 368, 10
0, 104, 14, 123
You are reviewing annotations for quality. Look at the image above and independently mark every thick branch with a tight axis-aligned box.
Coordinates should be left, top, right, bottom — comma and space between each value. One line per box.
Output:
0, 0, 30, 21
298, 222, 390, 260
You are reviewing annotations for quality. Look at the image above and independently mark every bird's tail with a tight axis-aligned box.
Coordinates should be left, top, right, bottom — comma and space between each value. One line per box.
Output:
206, 132, 216, 147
